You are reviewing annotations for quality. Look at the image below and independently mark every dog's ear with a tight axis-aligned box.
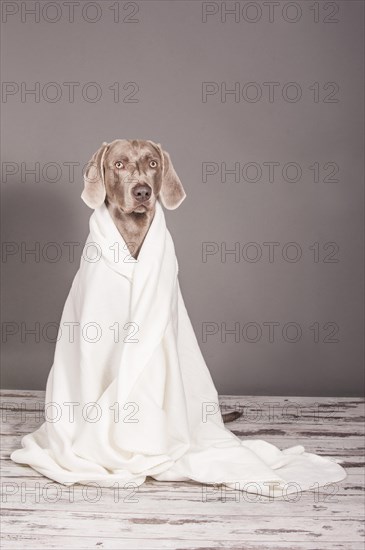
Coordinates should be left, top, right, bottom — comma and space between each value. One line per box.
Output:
81, 142, 109, 209
152, 143, 186, 210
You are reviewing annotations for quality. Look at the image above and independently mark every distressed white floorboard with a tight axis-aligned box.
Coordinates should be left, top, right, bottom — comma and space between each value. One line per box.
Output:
1, 391, 364, 550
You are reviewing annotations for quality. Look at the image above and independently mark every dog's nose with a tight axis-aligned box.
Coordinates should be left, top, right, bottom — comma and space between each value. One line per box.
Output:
132, 184, 151, 202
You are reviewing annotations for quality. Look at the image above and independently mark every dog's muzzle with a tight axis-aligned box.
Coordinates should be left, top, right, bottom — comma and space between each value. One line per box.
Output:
132, 184, 152, 203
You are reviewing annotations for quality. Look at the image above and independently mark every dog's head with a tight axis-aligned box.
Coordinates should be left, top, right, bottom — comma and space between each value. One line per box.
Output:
81, 139, 186, 213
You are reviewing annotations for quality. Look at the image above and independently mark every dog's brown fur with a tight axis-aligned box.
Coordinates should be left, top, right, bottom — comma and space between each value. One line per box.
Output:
82, 139, 242, 423
82, 139, 185, 258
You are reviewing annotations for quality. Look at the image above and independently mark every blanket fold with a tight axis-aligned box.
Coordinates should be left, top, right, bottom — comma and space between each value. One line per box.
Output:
11, 202, 347, 498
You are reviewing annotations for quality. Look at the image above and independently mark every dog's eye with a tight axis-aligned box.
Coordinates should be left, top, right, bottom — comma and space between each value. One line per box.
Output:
115, 161, 124, 169
149, 160, 157, 168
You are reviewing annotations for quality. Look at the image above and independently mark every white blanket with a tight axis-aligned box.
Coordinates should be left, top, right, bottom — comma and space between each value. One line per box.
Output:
11, 201, 347, 498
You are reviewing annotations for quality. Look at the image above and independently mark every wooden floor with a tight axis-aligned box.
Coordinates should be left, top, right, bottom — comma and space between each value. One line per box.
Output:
1, 390, 364, 549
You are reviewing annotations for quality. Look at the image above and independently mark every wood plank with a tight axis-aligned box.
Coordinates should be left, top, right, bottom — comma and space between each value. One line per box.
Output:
2, 406, 363, 446
2, 392, 364, 436
1, 474, 363, 516
2, 391, 364, 420
2, 534, 364, 550
2, 415, 364, 437
3, 433, 363, 456
2, 453, 364, 479
1, 508, 364, 543
1, 391, 363, 550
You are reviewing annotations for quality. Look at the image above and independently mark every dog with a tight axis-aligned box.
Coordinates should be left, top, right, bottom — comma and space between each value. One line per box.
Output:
81, 138, 242, 424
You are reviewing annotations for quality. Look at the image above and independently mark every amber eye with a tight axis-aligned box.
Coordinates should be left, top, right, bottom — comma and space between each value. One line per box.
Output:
149, 160, 157, 168
115, 161, 123, 169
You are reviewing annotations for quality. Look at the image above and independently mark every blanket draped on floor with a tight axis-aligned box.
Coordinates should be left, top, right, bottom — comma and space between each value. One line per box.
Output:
11, 201, 347, 498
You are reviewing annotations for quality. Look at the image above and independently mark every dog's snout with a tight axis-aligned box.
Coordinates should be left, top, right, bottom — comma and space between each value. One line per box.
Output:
132, 184, 151, 202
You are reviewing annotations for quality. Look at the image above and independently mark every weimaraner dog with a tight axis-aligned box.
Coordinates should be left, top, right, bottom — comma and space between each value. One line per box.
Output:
82, 138, 242, 423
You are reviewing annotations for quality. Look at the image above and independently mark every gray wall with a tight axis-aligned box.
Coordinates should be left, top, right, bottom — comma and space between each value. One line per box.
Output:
1, 0, 363, 396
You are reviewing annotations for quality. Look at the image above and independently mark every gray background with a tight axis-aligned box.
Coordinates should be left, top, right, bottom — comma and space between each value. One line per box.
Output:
1, 0, 364, 396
